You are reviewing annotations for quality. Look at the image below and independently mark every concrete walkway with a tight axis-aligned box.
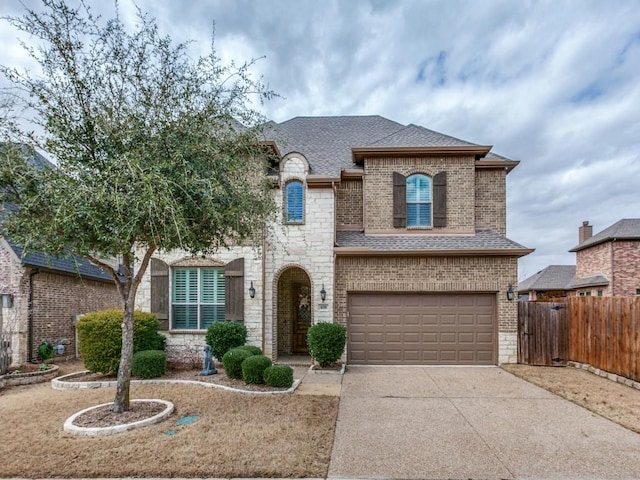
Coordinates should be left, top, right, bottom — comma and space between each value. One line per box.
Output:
293, 365, 343, 396
328, 366, 640, 480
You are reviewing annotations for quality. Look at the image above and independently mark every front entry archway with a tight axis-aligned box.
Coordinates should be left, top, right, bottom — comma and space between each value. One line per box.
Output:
277, 266, 312, 356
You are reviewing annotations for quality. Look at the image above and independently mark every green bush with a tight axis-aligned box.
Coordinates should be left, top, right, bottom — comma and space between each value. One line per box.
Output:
205, 321, 247, 361
237, 345, 262, 356
76, 309, 165, 374
306, 322, 347, 368
264, 364, 294, 388
222, 347, 254, 379
131, 350, 166, 379
241, 355, 272, 385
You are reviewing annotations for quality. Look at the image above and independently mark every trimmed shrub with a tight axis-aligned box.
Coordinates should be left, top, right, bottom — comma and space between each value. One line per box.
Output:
237, 345, 262, 356
132, 350, 166, 379
206, 321, 247, 361
222, 347, 254, 379
241, 355, 272, 385
76, 309, 164, 374
306, 322, 347, 368
264, 364, 294, 388
37, 341, 54, 362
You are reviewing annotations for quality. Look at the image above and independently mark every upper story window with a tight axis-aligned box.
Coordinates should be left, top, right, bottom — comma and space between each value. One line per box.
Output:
285, 180, 304, 223
172, 267, 225, 330
406, 174, 432, 228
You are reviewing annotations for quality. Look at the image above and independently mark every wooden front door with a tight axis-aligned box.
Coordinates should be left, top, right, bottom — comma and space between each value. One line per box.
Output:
292, 284, 311, 354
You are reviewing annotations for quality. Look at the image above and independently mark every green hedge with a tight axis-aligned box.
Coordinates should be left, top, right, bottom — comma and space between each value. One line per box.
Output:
132, 350, 166, 379
264, 364, 294, 388
222, 347, 254, 379
205, 321, 247, 361
237, 345, 262, 356
241, 355, 272, 384
306, 322, 346, 368
76, 309, 165, 374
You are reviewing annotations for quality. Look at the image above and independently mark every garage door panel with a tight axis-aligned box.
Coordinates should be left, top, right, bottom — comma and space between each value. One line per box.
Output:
348, 293, 495, 365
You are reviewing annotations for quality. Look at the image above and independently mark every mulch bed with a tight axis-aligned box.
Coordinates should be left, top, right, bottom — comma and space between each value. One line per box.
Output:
73, 401, 167, 427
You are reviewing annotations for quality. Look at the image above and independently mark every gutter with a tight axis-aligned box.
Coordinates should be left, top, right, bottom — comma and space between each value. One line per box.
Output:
334, 247, 535, 257
27, 267, 40, 362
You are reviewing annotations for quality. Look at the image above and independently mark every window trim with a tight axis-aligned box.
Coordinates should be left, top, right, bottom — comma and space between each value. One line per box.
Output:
284, 179, 305, 224
406, 173, 433, 228
171, 266, 225, 331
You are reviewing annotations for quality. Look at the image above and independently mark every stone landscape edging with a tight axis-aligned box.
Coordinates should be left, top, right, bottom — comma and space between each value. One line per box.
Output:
568, 361, 640, 390
52, 370, 301, 395
63, 399, 174, 436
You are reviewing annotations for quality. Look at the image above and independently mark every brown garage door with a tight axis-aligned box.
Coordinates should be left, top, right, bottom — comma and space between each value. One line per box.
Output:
348, 293, 496, 365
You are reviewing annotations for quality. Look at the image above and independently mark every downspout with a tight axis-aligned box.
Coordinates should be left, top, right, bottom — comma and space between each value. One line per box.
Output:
261, 228, 266, 354
27, 268, 40, 363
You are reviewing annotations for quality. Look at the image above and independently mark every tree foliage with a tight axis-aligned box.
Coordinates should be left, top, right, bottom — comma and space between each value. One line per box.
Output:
0, 0, 276, 412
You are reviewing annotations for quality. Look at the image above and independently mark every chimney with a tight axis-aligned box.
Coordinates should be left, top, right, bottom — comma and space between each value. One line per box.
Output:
579, 221, 593, 244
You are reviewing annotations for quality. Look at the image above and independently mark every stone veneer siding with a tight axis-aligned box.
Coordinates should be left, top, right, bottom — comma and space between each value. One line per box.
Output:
334, 255, 519, 364
336, 180, 363, 228
266, 155, 334, 359
0, 239, 29, 365
475, 169, 506, 235
136, 246, 263, 365
363, 156, 475, 232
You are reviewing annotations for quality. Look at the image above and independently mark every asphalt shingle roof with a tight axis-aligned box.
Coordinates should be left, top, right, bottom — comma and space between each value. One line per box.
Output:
570, 219, 640, 251
336, 230, 530, 252
567, 275, 610, 289
264, 115, 512, 176
518, 265, 577, 292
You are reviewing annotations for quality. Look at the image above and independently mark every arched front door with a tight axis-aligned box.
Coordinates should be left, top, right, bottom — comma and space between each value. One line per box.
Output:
277, 266, 312, 356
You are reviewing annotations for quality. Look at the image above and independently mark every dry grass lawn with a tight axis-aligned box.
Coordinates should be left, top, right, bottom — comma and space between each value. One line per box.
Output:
503, 364, 640, 434
0, 363, 339, 478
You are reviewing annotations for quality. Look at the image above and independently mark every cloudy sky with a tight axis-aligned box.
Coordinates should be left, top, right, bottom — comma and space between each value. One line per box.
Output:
1, 0, 639, 281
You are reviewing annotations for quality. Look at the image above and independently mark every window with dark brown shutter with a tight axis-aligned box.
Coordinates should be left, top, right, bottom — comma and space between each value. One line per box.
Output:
225, 258, 245, 322
150, 258, 169, 330
433, 171, 447, 227
393, 172, 406, 228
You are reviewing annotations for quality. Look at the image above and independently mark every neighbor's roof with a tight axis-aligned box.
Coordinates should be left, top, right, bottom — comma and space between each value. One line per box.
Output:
567, 275, 610, 289
264, 115, 513, 177
570, 219, 640, 252
7, 239, 115, 282
335, 230, 532, 256
518, 265, 576, 292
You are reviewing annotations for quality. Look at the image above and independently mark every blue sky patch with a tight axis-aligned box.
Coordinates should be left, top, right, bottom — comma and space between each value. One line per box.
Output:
416, 50, 447, 86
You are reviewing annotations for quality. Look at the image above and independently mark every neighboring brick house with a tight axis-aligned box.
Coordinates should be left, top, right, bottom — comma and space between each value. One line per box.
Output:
137, 115, 532, 365
568, 219, 640, 297
0, 234, 121, 365
0, 148, 121, 366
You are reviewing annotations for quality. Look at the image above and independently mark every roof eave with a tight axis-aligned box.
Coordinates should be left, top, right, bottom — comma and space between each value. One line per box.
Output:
475, 159, 520, 173
570, 236, 640, 252
334, 247, 534, 257
352, 145, 493, 164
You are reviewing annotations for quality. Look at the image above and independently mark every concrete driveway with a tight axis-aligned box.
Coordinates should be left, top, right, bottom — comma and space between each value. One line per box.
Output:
328, 366, 640, 480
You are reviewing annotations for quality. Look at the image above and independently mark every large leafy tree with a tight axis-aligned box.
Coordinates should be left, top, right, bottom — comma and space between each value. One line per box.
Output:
0, 1, 276, 412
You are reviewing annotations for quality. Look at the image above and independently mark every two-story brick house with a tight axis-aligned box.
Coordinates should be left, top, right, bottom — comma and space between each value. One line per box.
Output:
138, 116, 532, 365
569, 219, 640, 297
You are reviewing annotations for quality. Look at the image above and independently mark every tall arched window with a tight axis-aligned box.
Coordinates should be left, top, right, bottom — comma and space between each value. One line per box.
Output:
406, 174, 432, 227
285, 180, 304, 223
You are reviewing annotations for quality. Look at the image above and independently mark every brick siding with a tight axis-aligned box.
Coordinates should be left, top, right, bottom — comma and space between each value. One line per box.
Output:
30, 270, 120, 361
336, 180, 363, 229
334, 255, 519, 362
363, 156, 475, 232
475, 169, 506, 235
612, 241, 640, 296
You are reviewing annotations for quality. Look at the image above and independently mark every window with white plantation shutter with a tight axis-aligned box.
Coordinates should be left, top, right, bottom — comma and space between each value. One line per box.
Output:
172, 267, 225, 329
285, 180, 304, 223
406, 174, 432, 227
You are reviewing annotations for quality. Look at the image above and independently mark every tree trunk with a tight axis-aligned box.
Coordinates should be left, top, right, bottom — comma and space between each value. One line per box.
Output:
113, 296, 135, 413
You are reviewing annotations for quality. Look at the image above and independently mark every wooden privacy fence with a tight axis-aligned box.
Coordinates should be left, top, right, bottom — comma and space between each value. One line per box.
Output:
518, 297, 640, 383
568, 296, 640, 382
517, 301, 568, 366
